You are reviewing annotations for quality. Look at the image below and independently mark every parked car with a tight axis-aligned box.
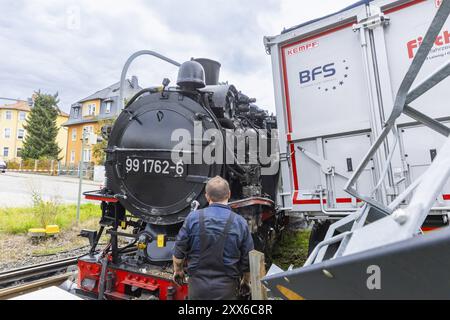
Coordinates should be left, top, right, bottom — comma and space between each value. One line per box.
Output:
0, 160, 6, 173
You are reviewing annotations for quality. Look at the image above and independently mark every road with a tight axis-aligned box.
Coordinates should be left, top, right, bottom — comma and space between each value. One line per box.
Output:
0, 173, 102, 207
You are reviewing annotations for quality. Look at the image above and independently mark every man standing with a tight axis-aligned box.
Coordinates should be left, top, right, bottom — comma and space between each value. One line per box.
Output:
173, 176, 254, 300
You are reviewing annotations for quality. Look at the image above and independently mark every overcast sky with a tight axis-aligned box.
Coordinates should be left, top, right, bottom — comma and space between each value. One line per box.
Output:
0, 0, 357, 113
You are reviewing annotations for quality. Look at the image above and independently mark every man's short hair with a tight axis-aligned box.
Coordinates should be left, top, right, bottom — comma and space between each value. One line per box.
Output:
205, 176, 230, 202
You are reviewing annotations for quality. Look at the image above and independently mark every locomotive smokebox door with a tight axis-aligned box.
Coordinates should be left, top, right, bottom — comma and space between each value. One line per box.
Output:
106, 92, 222, 225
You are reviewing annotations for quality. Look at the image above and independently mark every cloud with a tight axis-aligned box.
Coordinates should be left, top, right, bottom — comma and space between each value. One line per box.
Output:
0, 0, 357, 113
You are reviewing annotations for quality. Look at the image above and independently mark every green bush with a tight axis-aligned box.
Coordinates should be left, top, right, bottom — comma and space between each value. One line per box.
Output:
35, 158, 56, 170
271, 230, 311, 269
21, 159, 37, 170
31, 191, 60, 226
5, 161, 20, 169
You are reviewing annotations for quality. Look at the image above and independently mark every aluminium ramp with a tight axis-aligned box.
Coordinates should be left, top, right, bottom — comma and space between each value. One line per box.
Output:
263, 227, 450, 300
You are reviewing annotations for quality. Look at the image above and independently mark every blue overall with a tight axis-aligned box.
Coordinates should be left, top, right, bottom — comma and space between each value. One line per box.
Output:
174, 204, 254, 300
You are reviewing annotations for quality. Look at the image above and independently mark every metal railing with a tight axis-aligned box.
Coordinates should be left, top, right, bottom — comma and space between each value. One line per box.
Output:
4, 160, 95, 180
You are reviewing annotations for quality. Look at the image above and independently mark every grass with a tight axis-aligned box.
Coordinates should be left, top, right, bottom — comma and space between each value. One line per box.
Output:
32, 246, 72, 256
271, 229, 311, 270
0, 203, 100, 234
0, 196, 312, 268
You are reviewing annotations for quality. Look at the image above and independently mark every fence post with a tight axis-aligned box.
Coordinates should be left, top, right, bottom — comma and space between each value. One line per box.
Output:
249, 250, 268, 300
34, 159, 38, 172
19, 159, 22, 171
50, 160, 54, 176
57, 161, 60, 176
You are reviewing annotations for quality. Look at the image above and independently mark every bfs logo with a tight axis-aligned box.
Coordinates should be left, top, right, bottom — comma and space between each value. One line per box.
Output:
299, 63, 336, 84
298, 60, 349, 92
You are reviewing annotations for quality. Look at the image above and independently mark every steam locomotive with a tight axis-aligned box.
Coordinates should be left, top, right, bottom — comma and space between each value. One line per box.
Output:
77, 58, 284, 300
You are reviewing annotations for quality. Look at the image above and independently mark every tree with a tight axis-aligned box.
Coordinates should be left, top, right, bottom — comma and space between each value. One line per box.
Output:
22, 91, 62, 160
92, 117, 116, 165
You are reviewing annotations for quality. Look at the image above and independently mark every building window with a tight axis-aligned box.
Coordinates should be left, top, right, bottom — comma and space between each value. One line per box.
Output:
17, 129, 25, 140
3, 147, 9, 157
4, 128, 11, 138
19, 112, 26, 121
5, 111, 12, 120
73, 108, 79, 118
84, 103, 96, 116
71, 128, 77, 141
105, 101, 112, 114
83, 148, 91, 162
70, 150, 75, 163
16, 148, 22, 158
84, 125, 94, 135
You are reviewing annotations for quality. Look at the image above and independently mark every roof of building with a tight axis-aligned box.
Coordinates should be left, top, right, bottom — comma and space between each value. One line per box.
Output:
76, 77, 141, 104
58, 110, 70, 117
62, 118, 100, 127
0, 100, 69, 117
0, 100, 31, 112
63, 77, 142, 127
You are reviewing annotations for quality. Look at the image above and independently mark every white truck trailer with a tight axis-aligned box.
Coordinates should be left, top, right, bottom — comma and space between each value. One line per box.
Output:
264, 0, 450, 249
262, 0, 450, 299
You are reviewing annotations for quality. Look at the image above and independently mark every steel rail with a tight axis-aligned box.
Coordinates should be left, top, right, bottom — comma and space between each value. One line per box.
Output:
0, 257, 78, 288
0, 272, 75, 300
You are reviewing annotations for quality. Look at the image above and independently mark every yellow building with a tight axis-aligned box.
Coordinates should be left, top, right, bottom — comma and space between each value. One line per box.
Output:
0, 100, 69, 162
64, 76, 141, 166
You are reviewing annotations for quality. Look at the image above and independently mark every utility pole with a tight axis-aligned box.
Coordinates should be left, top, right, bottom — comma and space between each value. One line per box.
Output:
76, 128, 88, 224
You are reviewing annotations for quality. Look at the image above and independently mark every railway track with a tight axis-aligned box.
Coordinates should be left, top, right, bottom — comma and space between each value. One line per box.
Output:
0, 272, 76, 300
0, 256, 78, 290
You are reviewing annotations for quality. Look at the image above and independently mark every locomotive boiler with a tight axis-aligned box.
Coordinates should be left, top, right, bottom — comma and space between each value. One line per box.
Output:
77, 58, 284, 300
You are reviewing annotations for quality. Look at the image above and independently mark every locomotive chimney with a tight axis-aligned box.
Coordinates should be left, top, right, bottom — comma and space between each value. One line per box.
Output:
193, 58, 221, 86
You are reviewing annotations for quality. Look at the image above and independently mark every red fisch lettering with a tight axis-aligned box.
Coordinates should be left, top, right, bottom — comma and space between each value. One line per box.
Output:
407, 30, 450, 59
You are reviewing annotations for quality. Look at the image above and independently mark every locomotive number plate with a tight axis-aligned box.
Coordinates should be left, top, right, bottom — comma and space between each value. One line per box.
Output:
125, 158, 185, 177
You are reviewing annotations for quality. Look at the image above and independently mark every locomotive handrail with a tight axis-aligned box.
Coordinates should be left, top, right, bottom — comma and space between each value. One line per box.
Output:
119, 50, 181, 110
106, 147, 195, 154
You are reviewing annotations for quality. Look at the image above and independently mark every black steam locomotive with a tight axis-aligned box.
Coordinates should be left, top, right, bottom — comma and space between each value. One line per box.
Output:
78, 58, 284, 300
